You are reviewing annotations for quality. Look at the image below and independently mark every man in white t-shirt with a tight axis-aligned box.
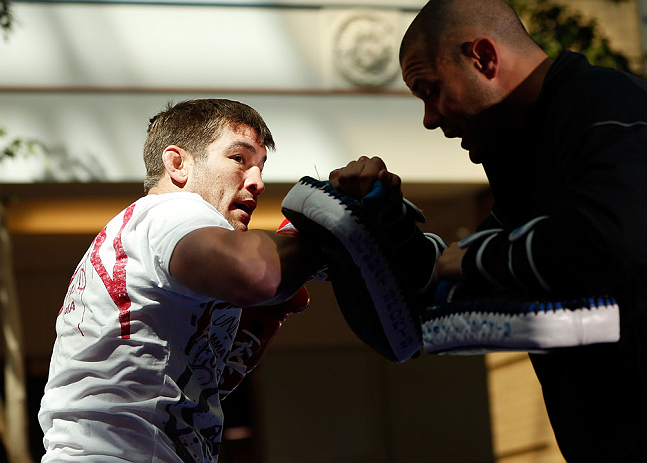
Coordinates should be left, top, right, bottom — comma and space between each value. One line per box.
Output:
38, 99, 321, 462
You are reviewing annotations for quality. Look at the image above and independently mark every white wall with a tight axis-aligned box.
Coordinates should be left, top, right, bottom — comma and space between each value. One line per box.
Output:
0, 1, 486, 183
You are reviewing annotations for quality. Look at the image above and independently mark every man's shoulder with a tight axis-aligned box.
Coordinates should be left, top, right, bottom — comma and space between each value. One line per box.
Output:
138, 191, 210, 208
111, 192, 232, 234
579, 64, 646, 99
553, 52, 647, 107
136, 192, 219, 219
540, 53, 647, 133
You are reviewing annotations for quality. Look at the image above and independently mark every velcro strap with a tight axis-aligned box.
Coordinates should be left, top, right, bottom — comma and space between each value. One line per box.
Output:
461, 217, 552, 292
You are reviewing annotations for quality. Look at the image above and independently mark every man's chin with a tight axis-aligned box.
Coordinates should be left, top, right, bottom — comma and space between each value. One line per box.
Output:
468, 150, 483, 164
228, 210, 251, 230
461, 139, 479, 164
465, 144, 486, 164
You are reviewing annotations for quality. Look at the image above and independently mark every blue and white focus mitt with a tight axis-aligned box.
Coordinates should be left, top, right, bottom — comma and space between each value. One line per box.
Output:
281, 176, 445, 363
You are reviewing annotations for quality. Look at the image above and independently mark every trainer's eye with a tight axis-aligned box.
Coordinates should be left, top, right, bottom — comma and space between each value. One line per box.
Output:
233, 155, 244, 164
425, 84, 439, 100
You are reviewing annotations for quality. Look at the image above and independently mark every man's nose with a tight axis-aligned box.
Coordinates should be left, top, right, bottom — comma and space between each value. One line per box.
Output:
245, 166, 265, 196
422, 102, 442, 130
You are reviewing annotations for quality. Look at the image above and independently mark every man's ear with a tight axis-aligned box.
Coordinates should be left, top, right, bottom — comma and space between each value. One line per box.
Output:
462, 37, 499, 79
161, 145, 192, 187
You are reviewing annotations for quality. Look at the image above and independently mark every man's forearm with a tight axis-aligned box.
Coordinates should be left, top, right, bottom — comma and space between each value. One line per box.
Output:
249, 231, 323, 307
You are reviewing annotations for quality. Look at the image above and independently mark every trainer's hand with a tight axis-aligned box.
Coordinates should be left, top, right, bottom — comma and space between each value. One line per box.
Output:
329, 156, 402, 199
436, 242, 467, 280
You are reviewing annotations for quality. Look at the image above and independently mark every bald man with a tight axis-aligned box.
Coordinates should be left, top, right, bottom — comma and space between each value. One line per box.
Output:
331, 0, 647, 460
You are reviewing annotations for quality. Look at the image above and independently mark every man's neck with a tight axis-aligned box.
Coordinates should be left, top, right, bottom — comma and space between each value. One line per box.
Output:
502, 55, 554, 124
148, 177, 189, 196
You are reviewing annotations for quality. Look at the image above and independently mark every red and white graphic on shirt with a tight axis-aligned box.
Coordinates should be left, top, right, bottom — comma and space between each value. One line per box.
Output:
90, 204, 135, 339
60, 265, 88, 335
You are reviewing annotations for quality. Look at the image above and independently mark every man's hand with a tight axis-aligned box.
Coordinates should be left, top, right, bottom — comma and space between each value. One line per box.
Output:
436, 241, 467, 280
329, 156, 402, 198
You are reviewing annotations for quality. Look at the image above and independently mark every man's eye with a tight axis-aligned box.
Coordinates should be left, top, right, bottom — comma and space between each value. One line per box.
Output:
233, 155, 244, 163
418, 84, 439, 100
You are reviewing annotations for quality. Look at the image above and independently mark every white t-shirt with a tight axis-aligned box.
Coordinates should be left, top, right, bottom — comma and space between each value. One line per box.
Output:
39, 192, 241, 462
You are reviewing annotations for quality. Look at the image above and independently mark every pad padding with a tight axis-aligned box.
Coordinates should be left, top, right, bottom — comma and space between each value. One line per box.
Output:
281, 176, 422, 363
422, 280, 620, 355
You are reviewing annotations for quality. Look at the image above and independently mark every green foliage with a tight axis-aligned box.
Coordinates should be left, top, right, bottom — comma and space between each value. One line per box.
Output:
507, 0, 633, 73
1, 0, 12, 38
0, 127, 47, 162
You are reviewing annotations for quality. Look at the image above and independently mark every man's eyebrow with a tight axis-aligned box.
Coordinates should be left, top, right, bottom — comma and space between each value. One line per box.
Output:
227, 141, 267, 165
227, 141, 257, 154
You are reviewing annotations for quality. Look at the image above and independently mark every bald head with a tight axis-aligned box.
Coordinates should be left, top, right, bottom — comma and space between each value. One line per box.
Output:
400, 0, 538, 63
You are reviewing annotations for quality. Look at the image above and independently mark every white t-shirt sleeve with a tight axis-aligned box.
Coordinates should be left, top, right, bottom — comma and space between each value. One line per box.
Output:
134, 194, 234, 297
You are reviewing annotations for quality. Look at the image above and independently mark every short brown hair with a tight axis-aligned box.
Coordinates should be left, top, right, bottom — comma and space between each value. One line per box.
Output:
143, 99, 275, 194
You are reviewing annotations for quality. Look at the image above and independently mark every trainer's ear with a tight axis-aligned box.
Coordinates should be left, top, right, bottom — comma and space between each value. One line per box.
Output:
162, 145, 192, 187
462, 37, 499, 79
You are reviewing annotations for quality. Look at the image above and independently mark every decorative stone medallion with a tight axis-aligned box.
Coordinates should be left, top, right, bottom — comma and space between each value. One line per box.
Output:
333, 12, 400, 88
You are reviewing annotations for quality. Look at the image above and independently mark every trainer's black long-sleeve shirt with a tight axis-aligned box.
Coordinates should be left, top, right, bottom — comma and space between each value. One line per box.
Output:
462, 52, 647, 462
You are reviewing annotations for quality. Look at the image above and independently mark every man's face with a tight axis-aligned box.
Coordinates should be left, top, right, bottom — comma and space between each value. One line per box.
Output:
401, 40, 499, 163
190, 123, 267, 231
